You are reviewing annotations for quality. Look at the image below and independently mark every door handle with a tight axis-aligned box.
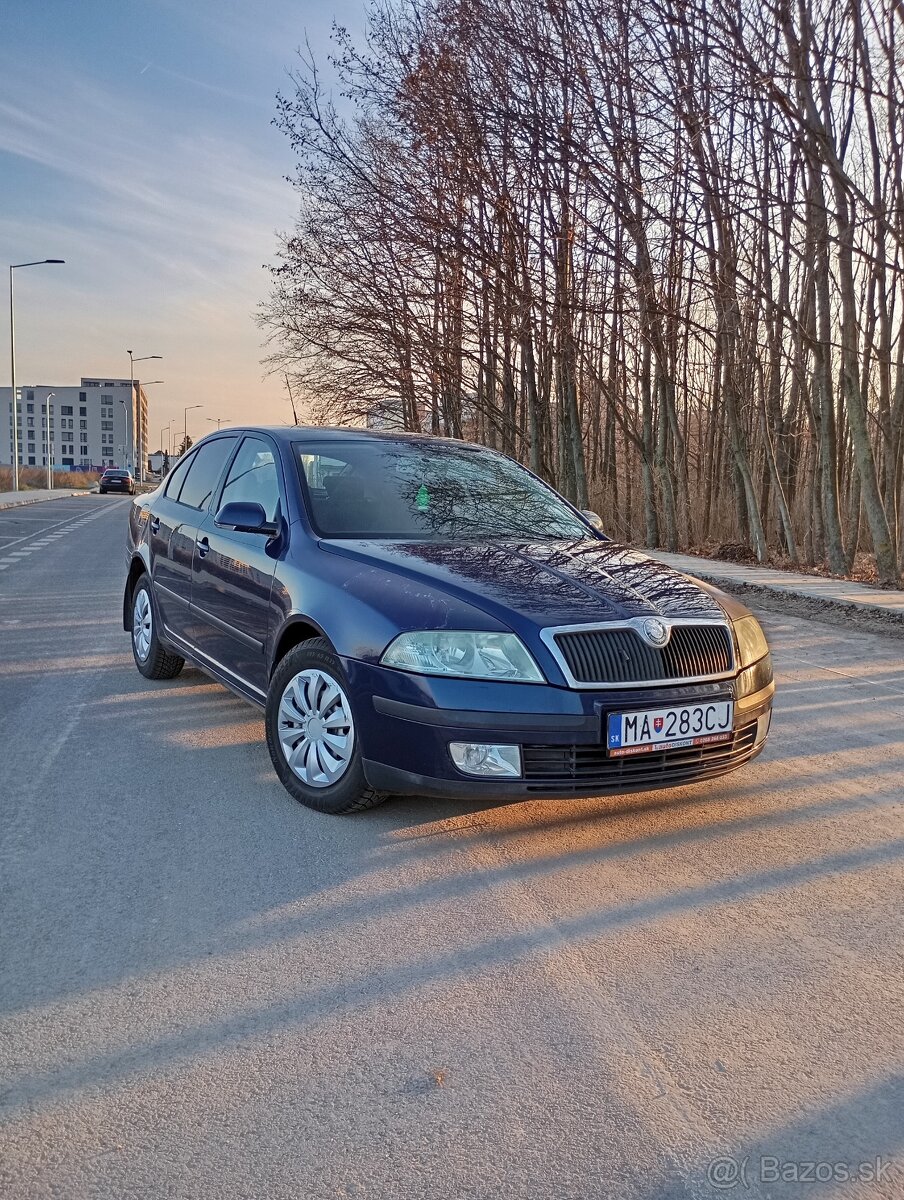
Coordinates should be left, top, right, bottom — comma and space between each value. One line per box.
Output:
150, 516, 160, 535
196, 536, 210, 558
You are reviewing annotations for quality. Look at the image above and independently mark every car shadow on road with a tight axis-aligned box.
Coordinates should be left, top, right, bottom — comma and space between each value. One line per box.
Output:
2, 650, 903, 1141
2, 825, 902, 1123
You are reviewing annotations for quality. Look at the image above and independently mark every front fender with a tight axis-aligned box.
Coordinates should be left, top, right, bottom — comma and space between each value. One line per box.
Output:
267, 542, 511, 670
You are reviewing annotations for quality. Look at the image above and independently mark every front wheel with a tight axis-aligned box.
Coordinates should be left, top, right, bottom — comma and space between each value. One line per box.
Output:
131, 576, 184, 680
265, 638, 386, 814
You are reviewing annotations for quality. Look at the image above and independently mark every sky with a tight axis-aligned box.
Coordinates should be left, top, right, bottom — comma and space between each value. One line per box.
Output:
1, 0, 365, 447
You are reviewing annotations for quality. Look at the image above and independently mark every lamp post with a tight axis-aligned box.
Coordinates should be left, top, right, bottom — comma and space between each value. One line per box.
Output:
118, 398, 130, 470
206, 417, 225, 430
9, 258, 65, 491
183, 404, 202, 454
44, 391, 56, 489
127, 350, 162, 483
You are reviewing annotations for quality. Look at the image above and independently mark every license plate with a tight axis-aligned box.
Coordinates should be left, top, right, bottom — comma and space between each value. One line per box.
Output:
607, 701, 733, 757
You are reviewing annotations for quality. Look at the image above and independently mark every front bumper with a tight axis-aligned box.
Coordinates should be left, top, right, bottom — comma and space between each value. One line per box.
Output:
342, 658, 773, 800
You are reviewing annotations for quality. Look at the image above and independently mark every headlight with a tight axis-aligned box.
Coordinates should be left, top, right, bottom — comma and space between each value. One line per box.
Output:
733, 615, 769, 668
381, 630, 545, 683
736, 653, 773, 698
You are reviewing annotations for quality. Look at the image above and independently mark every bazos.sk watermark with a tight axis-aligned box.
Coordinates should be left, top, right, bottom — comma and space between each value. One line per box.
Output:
705, 1154, 894, 1189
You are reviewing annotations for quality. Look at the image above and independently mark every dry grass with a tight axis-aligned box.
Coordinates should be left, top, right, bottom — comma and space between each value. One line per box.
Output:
0, 465, 100, 491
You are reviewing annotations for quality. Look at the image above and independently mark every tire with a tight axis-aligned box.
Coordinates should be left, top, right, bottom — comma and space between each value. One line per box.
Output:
130, 575, 185, 680
99, 488, 106, 494
265, 637, 387, 814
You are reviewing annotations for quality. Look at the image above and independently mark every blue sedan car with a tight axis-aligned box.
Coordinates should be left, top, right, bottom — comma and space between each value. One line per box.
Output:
124, 427, 773, 814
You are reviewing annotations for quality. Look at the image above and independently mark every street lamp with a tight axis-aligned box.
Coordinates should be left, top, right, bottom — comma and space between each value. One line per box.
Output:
44, 391, 56, 489
117, 399, 130, 469
183, 404, 202, 453
127, 349, 162, 483
9, 258, 65, 491
206, 417, 225, 430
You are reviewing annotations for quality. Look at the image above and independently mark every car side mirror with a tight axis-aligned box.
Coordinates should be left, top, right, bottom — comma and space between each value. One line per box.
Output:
581, 510, 605, 532
214, 501, 277, 535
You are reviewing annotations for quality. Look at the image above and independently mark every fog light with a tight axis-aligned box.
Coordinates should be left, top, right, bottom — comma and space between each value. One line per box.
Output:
755, 712, 772, 747
449, 742, 522, 778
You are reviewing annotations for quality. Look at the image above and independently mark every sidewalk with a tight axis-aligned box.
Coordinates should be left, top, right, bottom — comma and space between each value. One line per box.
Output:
649, 549, 904, 619
0, 488, 92, 511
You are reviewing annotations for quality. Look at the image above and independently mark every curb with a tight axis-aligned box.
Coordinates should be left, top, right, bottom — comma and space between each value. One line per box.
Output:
0, 490, 93, 512
651, 559, 904, 632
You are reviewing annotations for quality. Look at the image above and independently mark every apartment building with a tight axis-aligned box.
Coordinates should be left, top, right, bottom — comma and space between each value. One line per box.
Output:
1, 376, 151, 471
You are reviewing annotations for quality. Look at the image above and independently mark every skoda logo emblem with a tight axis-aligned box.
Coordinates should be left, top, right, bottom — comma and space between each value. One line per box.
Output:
642, 618, 669, 647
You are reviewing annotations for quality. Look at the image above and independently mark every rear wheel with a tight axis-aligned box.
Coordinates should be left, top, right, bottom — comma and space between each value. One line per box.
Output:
130, 576, 184, 680
265, 638, 386, 814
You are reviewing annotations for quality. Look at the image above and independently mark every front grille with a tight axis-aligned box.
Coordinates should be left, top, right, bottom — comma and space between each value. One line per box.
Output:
521, 721, 758, 794
553, 624, 734, 686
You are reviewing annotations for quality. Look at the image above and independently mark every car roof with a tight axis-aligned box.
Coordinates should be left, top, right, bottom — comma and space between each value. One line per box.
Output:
192, 425, 488, 453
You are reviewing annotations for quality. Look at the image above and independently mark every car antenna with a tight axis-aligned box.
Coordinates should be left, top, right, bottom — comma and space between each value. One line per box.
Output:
285, 374, 299, 425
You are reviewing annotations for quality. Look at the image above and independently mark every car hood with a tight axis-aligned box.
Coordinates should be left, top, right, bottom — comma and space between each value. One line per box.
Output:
320, 538, 726, 629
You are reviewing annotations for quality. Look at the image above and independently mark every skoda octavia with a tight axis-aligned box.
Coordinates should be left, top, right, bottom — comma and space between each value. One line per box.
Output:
124, 427, 773, 814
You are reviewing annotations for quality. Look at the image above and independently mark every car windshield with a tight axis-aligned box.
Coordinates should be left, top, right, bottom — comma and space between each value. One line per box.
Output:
295, 440, 593, 541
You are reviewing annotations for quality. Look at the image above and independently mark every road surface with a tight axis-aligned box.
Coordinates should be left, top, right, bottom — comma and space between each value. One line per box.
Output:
1, 495, 902, 1199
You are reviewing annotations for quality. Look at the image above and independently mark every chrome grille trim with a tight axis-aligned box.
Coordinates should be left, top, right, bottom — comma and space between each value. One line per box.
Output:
539, 617, 736, 689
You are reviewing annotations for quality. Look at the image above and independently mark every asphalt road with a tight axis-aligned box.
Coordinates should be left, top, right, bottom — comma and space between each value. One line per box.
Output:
1, 495, 902, 1199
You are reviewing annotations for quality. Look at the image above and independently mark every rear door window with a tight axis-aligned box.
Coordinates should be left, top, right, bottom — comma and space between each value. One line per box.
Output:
164, 453, 194, 500
176, 438, 239, 511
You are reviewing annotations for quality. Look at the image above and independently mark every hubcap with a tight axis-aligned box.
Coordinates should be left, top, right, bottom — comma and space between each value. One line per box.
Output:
133, 588, 152, 661
277, 668, 355, 788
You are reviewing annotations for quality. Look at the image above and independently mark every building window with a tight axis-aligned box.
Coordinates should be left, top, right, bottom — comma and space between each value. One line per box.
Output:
27, 416, 34, 427
80, 391, 88, 400
79, 408, 87, 417
27, 403, 34, 413
61, 405, 72, 416
28, 456, 35, 465
27, 390, 34, 401
80, 420, 87, 430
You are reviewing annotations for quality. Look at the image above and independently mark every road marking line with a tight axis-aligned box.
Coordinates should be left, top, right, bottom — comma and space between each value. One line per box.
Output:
0, 512, 94, 549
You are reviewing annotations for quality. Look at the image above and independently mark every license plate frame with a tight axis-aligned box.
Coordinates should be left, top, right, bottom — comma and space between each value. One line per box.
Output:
606, 700, 734, 757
